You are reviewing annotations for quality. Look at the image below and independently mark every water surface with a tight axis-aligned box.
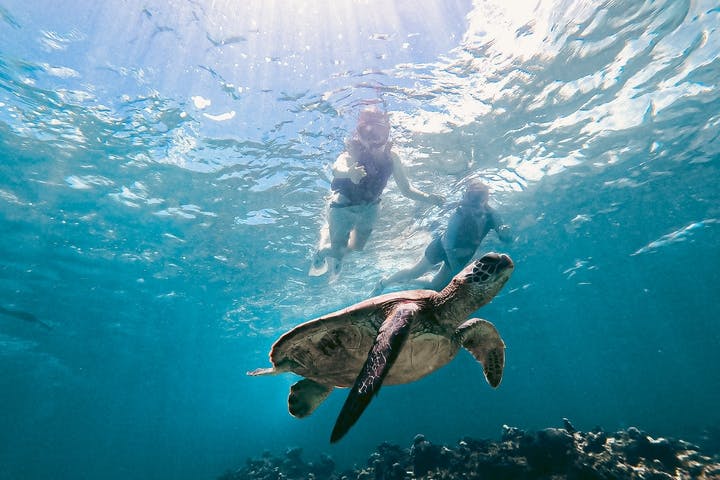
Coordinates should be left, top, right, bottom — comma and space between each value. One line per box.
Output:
1, 1, 719, 479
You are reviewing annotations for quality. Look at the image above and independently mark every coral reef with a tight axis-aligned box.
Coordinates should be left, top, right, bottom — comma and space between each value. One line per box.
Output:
219, 421, 720, 479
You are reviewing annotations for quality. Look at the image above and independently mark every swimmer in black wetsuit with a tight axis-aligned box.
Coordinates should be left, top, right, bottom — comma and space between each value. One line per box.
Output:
310, 105, 444, 279
373, 179, 513, 293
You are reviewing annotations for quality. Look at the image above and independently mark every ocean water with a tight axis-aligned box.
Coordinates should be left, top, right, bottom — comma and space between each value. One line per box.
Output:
1, 0, 719, 479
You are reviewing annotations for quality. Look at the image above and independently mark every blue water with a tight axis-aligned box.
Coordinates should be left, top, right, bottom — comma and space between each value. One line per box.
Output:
1, 0, 719, 479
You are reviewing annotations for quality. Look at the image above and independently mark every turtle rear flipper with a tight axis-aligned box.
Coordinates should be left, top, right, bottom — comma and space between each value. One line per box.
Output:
289, 379, 333, 418
455, 318, 505, 388
330, 303, 419, 443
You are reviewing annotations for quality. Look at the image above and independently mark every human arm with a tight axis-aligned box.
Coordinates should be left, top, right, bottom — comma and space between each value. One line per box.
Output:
390, 152, 444, 206
332, 152, 366, 184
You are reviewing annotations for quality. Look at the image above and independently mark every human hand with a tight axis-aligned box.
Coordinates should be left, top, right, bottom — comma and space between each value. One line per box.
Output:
497, 224, 514, 243
349, 164, 367, 184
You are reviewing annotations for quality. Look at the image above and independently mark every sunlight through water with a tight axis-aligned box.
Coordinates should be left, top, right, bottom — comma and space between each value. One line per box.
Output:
1, 1, 719, 479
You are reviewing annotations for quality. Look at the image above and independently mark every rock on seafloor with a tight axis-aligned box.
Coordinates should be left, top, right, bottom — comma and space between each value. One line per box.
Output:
219, 421, 720, 479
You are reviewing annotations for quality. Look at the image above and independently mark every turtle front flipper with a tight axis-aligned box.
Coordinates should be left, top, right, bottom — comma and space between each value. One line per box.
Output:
455, 318, 505, 388
288, 379, 333, 418
330, 303, 419, 443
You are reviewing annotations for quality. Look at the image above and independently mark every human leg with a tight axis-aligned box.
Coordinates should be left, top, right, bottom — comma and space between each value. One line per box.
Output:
372, 237, 443, 294
373, 256, 436, 294
314, 205, 360, 279
347, 202, 379, 251
326, 205, 355, 259
429, 253, 473, 290
309, 201, 333, 276
310, 202, 353, 277
429, 263, 455, 291
309, 220, 331, 275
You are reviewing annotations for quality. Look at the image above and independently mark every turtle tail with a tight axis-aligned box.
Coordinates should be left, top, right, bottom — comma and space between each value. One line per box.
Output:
247, 367, 276, 376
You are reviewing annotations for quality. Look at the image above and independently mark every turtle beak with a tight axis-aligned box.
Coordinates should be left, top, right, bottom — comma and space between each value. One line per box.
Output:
478, 252, 514, 272
498, 253, 513, 270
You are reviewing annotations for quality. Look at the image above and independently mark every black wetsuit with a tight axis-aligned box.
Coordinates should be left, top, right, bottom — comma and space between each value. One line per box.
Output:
424, 205, 502, 268
330, 148, 393, 206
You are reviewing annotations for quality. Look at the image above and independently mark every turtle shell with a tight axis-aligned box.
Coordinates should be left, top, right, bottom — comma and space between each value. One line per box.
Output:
268, 290, 458, 387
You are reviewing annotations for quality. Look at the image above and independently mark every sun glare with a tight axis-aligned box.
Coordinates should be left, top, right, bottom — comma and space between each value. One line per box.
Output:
201, 0, 467, 88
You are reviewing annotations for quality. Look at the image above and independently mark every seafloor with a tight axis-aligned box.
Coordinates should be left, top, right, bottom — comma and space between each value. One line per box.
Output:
219, 421, 720, 479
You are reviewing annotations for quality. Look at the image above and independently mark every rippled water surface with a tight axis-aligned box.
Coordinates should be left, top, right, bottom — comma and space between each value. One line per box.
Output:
1, 1, 719, 479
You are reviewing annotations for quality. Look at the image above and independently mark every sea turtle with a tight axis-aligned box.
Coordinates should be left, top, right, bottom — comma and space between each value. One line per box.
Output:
248, 252, 514, 443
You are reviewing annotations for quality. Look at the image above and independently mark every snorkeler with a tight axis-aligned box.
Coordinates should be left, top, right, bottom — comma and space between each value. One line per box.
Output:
373, 179, 513, 293
310, 105, 444, 279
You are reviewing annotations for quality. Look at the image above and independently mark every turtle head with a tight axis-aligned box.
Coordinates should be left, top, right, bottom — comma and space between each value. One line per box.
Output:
439, 253, 514, 314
